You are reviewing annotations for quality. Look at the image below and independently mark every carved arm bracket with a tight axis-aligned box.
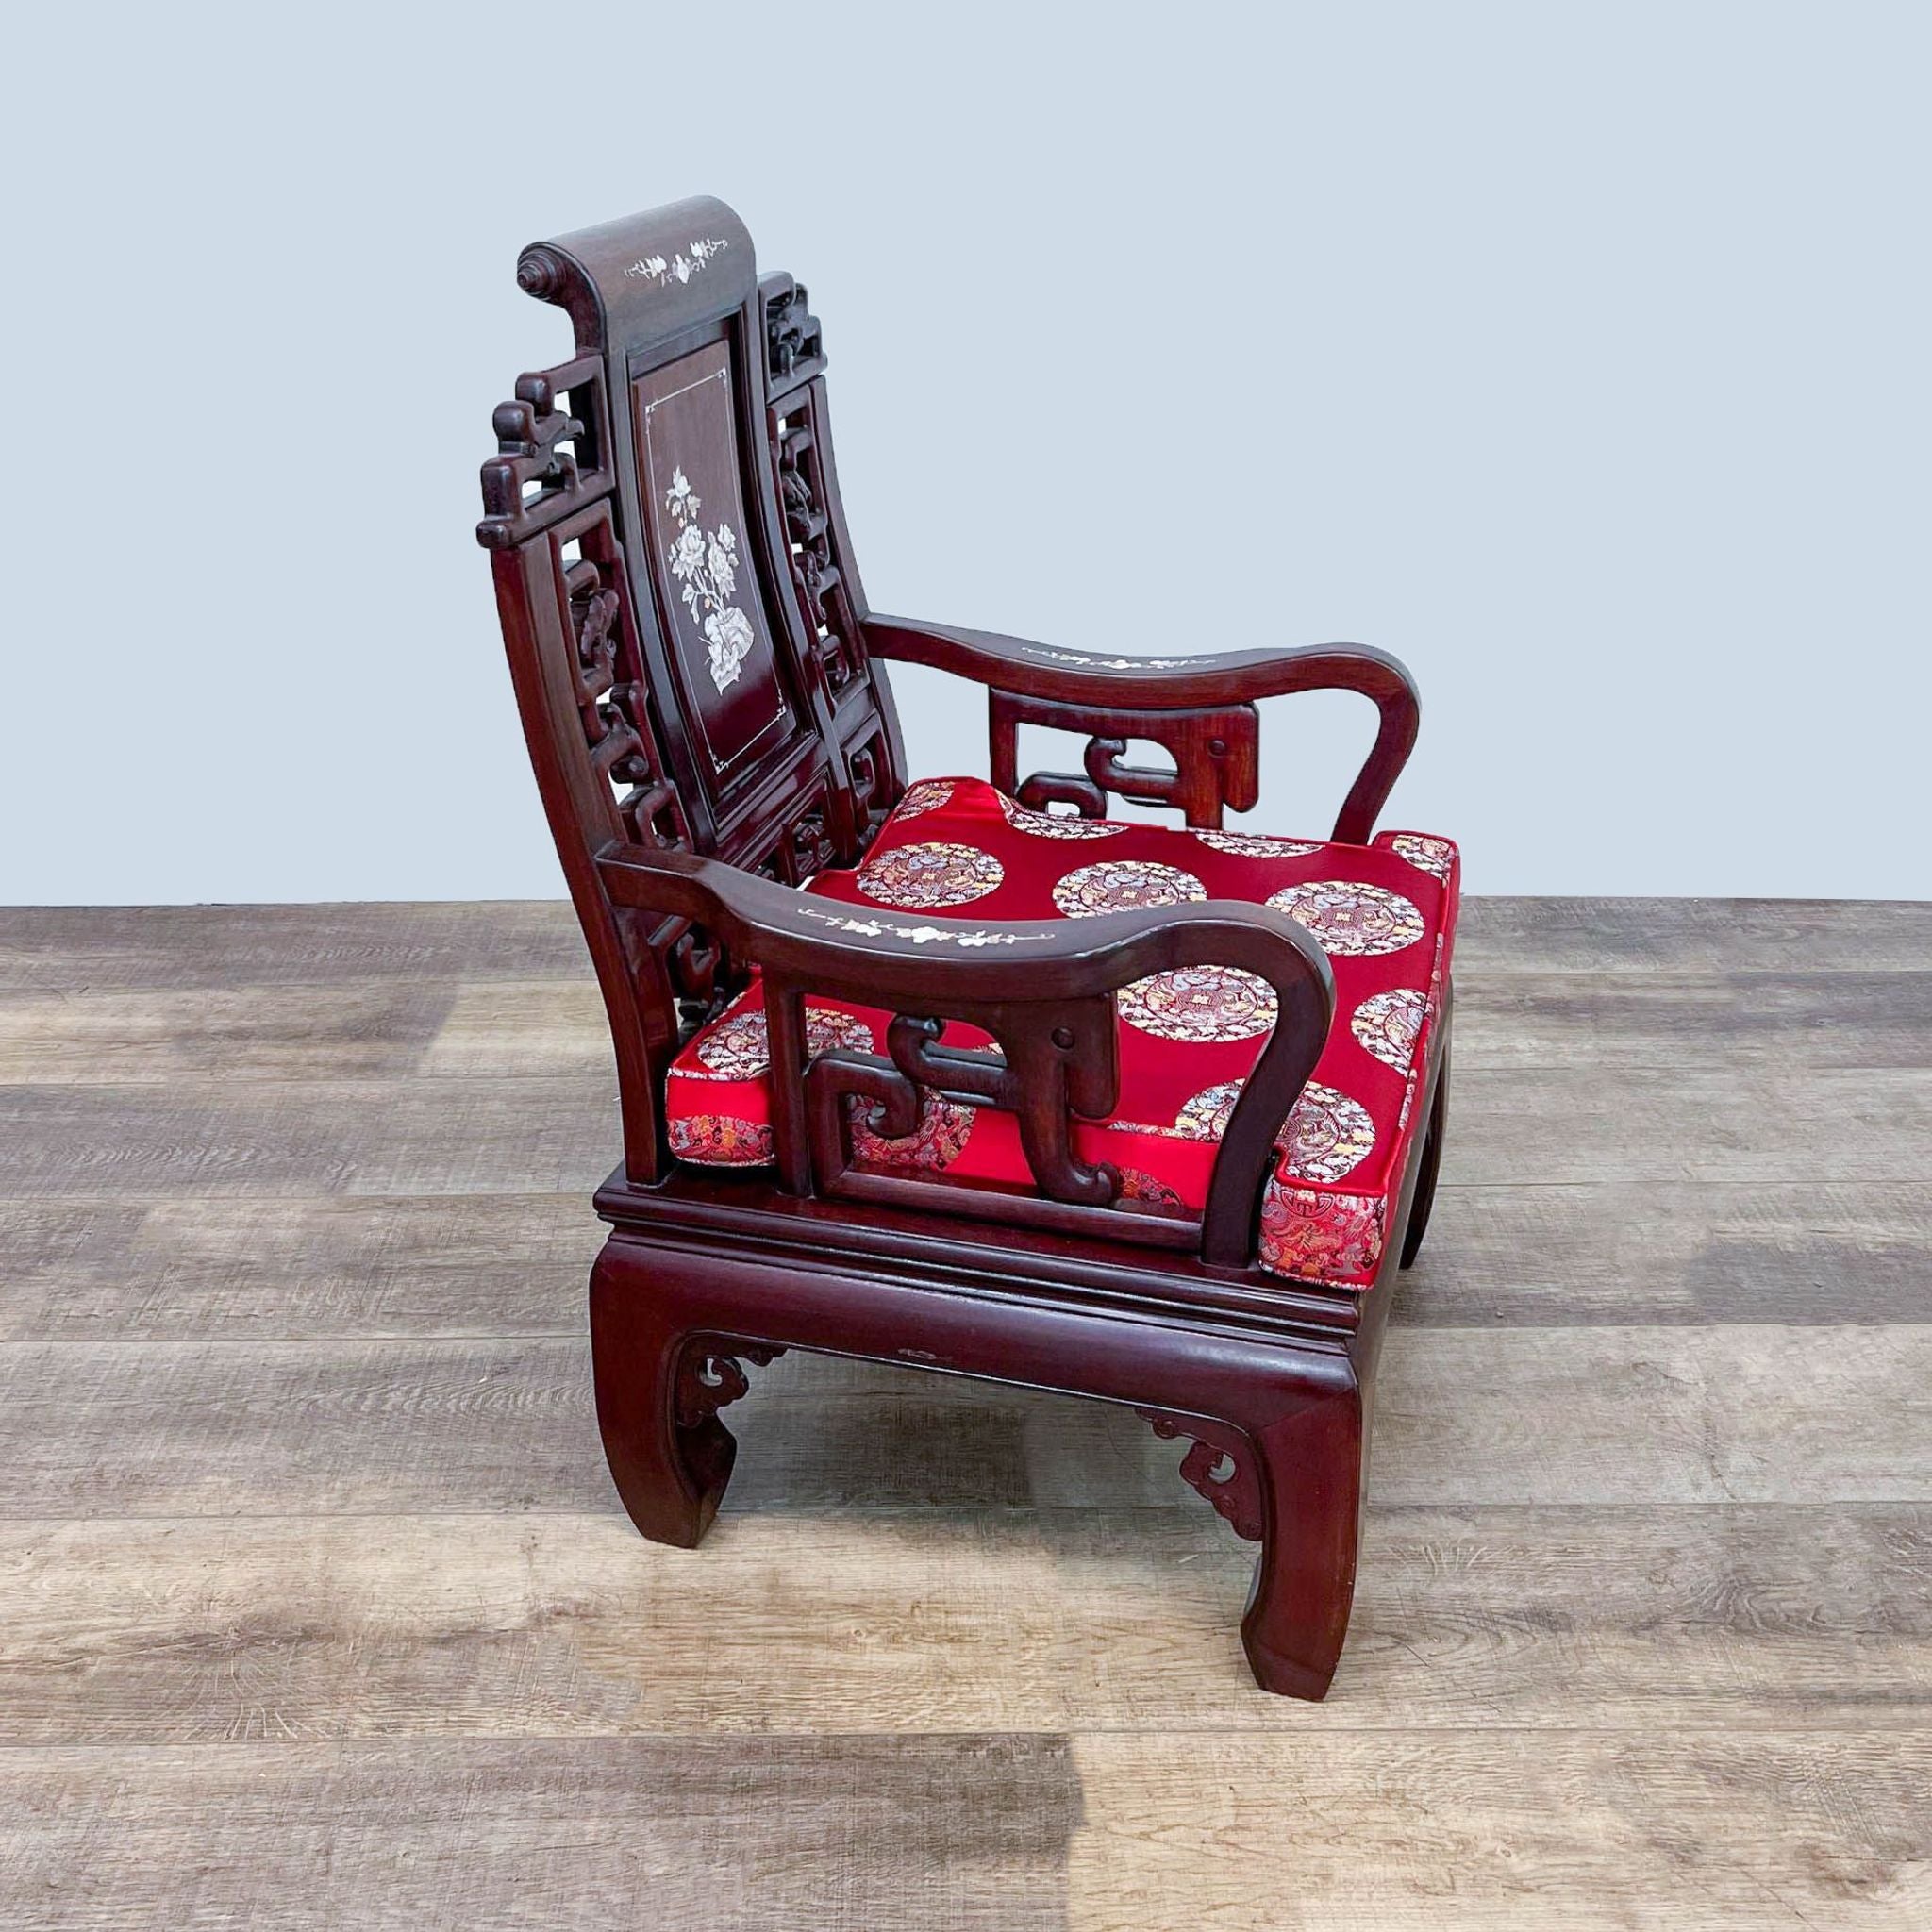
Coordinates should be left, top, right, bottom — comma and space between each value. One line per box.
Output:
596, 842, 1335, 1265
794, 994, 1124, 1213
990, 690, 1260, 829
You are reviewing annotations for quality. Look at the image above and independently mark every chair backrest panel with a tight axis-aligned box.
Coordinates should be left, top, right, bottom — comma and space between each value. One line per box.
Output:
633, 339, 802, 791
478, 197, 903, 1180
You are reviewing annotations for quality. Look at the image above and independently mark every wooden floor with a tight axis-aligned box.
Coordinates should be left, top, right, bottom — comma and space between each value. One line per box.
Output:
0, 897, 1927, 1929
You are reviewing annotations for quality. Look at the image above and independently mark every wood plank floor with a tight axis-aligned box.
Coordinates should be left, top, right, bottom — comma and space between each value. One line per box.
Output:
0, 897, 1926, 1929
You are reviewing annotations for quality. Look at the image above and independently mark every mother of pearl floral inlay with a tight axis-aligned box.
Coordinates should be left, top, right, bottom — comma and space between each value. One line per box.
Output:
793, 905, 1032, 947
663, 465, 757, 693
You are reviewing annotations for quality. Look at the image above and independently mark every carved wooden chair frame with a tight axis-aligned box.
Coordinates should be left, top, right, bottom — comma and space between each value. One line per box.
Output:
476, 199, 1449, 1699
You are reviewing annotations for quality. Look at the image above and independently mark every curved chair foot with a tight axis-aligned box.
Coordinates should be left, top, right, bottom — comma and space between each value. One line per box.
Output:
1238, 1373, 1366, 1700
1241, 1632, 1342, 1703
1147, 1370, 1366, 1699
1399, 1049, 1449, 1270
588, 1240, 776, 1548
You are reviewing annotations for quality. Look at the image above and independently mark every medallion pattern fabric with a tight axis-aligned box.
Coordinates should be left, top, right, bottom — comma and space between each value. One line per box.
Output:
1266, 880, 1425, 957
997, 794, 1127, 840
857, 841, 1004, 909
1389, 833, 1457, 881
1195, 829, 1322, 858
1118, 1169, 1187, 1209
849, 1091, 976, 1171
690, 998, 875, 1080
1350, 988, 1427, 1072
667, 1113, 774, 1166
1117, 965, 1278, 1043
1280, 1082, 1376, 1183
1259, 1187, 1384, 1281
1052, 859, 1207, 920
893, 778, 955, 820
1174, 1080, 1243, 1141
662, 774, 1460, 1290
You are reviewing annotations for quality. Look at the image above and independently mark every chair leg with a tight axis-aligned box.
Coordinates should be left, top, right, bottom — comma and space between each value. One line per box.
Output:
1399, 1046, 1450, 1270
1238, 1372, 1367, 1700
589, 1225, 1374, 1697
588, 1237, 773, 1548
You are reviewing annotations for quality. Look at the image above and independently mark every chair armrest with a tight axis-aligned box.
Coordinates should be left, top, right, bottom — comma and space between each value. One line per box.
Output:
867, 615, 1414, 710
595, 840, 1333, 1264
864, 616, 1420, 843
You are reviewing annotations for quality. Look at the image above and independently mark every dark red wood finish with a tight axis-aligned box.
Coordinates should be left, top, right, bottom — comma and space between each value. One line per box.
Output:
477, 198, 1450, 1697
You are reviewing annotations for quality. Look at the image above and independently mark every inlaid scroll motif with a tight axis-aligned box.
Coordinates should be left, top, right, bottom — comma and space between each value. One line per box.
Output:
624, 235, 730, 286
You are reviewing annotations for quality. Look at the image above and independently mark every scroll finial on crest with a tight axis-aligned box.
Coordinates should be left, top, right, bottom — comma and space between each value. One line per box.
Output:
513, 197, 756, 357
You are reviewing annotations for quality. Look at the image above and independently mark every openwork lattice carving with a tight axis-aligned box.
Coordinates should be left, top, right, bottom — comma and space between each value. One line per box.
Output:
787, 807, 837, 879
477, 359, 610, 549
1139, 1411, 1264, 1541
568, 563, 647, 782
675, 1341, 786, 1429
764, 275, 825, 391
562, 508, 689, 854
844, 732, 886, 828
775, 404, 864, 699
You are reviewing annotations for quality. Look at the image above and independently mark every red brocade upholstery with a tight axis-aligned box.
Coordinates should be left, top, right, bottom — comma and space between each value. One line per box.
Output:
664, 778, 1459, 1289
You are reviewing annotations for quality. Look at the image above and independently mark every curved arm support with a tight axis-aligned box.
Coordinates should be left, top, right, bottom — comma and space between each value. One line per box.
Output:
865, 616, 1419, 844
596, 841, 1334, 1264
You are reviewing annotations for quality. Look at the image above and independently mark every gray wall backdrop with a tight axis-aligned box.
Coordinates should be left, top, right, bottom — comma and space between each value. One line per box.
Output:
7, 2, 1927, 902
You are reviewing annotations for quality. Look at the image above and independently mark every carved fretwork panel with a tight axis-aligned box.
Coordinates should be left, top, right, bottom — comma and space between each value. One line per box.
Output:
732, 778, 839, 888
477, 358, 613, 550
667, 924, 727, 1024
544, 499, 737, 1056
839, 717, 895, 848
557, 503, 689, 854
807, 1002, 1124, 1208
773, 390, 865, 704
479, 358, 696, 1184
991, 691, 1261, 830
763, 274, 826, 394
783, 797, 839, 881
1138, 1411, 1265, 1541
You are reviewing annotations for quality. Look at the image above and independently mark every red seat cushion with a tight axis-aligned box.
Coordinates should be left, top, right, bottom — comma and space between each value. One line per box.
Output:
664, 777, 1458, 1289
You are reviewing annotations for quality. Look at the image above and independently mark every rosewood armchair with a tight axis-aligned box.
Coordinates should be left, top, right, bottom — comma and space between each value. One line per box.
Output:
475, 198, 1457, 1699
